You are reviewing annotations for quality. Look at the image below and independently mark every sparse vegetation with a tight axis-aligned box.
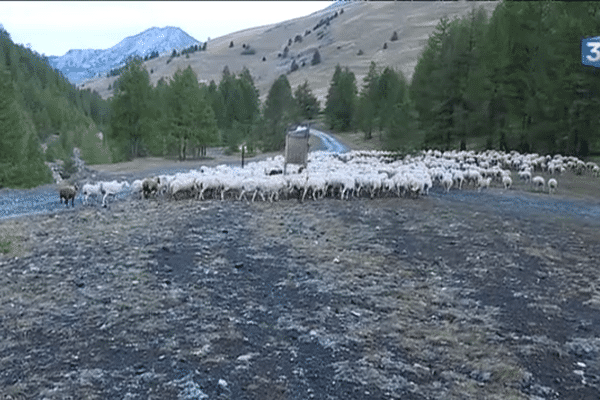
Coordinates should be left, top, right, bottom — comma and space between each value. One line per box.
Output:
241, 46, 256, 55
0, 239, 10, 254
290, 59, 299, 73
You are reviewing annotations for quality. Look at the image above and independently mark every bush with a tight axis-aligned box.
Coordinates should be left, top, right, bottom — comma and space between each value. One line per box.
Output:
288, 38, 292, 46
305, 29, 311, 36
262, 56, 266, 61
229, 41, 234, 48
391, 31, 399, 41
311, 50, 321, 65
241, 47, 256, 55
283, 46, 289, 58
357, 49, 364, 56
294, 34, 303, 43
383, 42, 388, 50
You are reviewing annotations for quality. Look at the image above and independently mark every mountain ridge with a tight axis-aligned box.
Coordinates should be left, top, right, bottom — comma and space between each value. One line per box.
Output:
48, 26, 201, 84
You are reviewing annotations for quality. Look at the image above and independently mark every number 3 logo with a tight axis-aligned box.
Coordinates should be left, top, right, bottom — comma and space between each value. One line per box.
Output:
587, 42, 600, 62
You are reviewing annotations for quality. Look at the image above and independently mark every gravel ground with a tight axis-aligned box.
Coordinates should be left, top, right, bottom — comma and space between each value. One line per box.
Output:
1, 186, 600, 399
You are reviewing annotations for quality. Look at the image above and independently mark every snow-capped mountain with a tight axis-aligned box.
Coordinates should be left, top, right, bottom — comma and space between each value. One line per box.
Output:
48, 26, 201, 84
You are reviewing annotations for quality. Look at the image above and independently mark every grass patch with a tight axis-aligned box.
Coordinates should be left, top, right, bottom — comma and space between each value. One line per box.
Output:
0, 238, 10, 254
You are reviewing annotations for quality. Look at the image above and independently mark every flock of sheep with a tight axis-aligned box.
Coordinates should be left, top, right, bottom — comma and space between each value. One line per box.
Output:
57, 149, 600, 208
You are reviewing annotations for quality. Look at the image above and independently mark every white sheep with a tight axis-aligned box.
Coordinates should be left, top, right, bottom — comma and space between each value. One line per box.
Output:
518, 170, 532, 183
81, 182, 102, 205
477, 177, 492, 192
302, 174, 328, 201
452, 170, 465, 190
548, 178, 557, 194
441, 173, 453, 193
100, 180, 130, 207
238, 177, 265, 202
198, 175, 224, 200
532, 176, 545, 191
502, 175, 512, 190
130, 179, 144, 200
262, 175, 288, 202
169, 176, 200, 200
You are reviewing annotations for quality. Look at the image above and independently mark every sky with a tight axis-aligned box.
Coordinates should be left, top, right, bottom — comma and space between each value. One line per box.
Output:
0, 1, 334, 57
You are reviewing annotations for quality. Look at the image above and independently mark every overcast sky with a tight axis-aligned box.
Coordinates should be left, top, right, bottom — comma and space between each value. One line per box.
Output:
0, 1, 334, 57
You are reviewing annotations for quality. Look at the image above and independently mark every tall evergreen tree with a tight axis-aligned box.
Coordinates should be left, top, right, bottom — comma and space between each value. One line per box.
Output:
166, 66, 218, 160
356, 61, 379, 140
294, 80, 320, 120
325, 65, 357, 131
261, 74, 298, 151
109, 56, 154, 160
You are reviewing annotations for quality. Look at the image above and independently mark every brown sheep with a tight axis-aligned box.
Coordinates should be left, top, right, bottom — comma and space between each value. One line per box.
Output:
142, 177, 160, 199
59, 183, 78, 207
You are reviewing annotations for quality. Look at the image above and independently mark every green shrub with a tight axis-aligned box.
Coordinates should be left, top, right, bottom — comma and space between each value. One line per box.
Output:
311, 50, 321, 65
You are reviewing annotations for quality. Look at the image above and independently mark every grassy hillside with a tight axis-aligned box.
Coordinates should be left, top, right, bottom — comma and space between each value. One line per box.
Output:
81, 1, 499, 103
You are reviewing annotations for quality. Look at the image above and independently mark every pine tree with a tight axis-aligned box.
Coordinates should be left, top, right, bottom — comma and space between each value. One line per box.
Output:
109, 56, 154, 160
262, 74, 298, 151
294, 80, 320, 120
356, 61, 379, 139
325, 65, 357, 131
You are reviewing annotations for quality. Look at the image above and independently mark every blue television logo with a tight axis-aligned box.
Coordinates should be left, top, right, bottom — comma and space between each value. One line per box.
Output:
582, 36, 600, 67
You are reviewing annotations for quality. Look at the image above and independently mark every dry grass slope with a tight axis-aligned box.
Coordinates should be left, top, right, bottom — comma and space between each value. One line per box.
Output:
81, 1, 499, 103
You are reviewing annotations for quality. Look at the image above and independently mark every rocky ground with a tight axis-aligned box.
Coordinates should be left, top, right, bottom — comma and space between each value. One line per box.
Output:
1, 185, 600, 399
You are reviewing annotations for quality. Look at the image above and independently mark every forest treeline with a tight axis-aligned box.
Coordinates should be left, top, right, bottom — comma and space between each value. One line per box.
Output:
1, 1, 600, 189
0, 27, 111, 188
358, 1, 600, 156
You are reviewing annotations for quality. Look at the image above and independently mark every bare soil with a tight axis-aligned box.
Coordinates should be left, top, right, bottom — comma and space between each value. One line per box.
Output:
1, 182, 600, 399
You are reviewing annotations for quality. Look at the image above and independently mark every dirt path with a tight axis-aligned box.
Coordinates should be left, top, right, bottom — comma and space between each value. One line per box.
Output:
1, 189, 599, 399
89, 133, 327, 181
